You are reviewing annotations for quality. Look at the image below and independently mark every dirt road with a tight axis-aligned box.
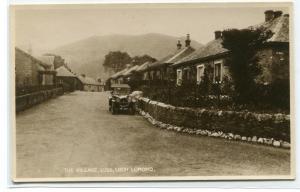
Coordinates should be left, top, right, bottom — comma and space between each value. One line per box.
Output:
15, 91, 291, 179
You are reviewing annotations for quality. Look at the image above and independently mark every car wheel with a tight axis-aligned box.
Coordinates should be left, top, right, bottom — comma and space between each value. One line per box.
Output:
129, 107, 135, 115
111, 103, 117, 115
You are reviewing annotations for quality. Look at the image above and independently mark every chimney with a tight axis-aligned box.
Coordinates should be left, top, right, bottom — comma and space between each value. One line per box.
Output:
274, 10, 283, 18
185, 34, 191, 47
214, 31, 222, 39
264, 10, 274, 22
177, 40, 182, 50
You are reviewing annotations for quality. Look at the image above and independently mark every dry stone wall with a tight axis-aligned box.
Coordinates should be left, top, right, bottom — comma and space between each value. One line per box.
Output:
137, 97, 290, 148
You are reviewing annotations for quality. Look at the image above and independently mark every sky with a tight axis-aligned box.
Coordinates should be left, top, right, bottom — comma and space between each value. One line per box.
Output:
12, 3, 290, 55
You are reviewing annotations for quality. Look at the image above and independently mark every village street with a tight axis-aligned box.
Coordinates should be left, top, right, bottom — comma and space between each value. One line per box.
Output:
16, 91, 290, 179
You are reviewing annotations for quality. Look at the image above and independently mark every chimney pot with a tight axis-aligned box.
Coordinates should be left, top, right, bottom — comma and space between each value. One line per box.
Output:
274, 10, 283, 18
214, 31, 222, 39
177, 40, 182, 50
185, 34, 191, 47
264, 10, 274, 22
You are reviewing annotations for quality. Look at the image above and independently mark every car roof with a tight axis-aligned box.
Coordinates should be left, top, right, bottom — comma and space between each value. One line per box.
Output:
111, 84, 131, 88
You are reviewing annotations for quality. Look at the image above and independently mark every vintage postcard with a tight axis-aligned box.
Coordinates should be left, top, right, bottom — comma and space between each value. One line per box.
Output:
11, 2, 294, 182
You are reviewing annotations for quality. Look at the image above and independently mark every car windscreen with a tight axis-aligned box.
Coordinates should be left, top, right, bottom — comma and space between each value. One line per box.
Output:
113, 87, 130, 95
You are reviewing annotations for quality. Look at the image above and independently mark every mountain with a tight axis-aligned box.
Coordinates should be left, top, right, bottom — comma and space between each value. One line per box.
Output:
49, 33, 203, 80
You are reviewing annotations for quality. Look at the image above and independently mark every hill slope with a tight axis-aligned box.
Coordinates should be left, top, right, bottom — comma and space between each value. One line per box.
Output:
50, 33, 203, 79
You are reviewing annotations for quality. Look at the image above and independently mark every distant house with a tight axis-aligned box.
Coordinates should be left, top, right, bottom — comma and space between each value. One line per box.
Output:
77, 75, 104, 92
15, 47, 56, 88
56, 65, 81, 92
173, 10, 289, 86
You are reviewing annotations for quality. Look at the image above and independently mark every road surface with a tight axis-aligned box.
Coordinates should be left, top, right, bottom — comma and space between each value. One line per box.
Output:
16, 91, 291, 179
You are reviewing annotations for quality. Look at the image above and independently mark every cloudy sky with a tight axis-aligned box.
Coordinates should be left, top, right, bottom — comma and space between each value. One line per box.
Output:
12, 3, 290, 55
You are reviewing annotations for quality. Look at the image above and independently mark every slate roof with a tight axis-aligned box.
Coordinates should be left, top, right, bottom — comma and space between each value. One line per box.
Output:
173, 38, 228, 67
135, 61, 152, 72
148, 46, 195, 69
122, 65, 140, 77
15, 47, 50, 71
173, 13, 289, 67
56, 66, 76, 77
37, 55, 55, 68
110, 67, 129, 79
249, 14, 289, 43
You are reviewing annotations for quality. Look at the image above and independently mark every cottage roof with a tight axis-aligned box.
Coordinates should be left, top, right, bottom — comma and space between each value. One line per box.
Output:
56, 66, 76, 77
173, 13, 289, 67
147, 46, 195, 70
78, 75, 101, 85
173, 38, 228, 67
37, 55, 55, 68
15, 47, 50, 71
110, 67, 129, 79
122, 65, 140, 77
135, 61, 152, 72
249, 14, 289, 43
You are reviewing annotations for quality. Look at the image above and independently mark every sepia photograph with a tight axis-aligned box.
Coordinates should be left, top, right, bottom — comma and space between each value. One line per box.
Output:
11, 2, 294, 182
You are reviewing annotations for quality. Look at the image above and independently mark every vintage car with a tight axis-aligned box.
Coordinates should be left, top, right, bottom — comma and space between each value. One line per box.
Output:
108, 84, 136, 115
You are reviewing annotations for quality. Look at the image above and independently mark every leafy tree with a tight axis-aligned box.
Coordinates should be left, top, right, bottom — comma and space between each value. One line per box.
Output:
221, 28, 273, 104
131, 55, 157, 65
103, 51, 132, 72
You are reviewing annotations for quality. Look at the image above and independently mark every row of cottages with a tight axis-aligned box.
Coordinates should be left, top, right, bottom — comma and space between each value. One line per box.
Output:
173, 10, 289, 86
15, 47, 56, 89
108, 10, 289, 90
56, 65, 104, 92
108, 34, 195, 86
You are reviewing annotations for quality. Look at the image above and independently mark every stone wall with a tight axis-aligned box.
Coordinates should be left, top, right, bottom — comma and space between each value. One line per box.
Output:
16, 87, 63, 112
138, 97, 290, 142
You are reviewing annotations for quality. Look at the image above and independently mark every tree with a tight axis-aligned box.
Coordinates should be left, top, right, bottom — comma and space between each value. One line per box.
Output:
103, 51, 132, 72
131, 55, 157, 65
221, 28, 273, 104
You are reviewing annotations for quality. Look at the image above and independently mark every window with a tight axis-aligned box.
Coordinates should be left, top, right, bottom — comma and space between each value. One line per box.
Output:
196, 64, 205, 84
183, 67, 190, 81
214, 63, 222, 83
176, 69, 182, 86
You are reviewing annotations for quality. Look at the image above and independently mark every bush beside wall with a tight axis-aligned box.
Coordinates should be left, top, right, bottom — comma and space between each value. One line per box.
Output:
138, 97, 290, 142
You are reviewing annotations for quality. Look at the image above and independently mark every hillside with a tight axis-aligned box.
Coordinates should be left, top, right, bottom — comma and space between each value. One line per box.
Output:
49, 33, 203, 79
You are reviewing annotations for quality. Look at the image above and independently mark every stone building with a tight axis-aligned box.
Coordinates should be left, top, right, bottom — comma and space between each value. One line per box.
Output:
142, 34, 196, 85
172, 10, 289, 86
15, 47, 56, 88
77, 74, 104, 92
56, 65, 81, 92
172, 31, 230, 85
